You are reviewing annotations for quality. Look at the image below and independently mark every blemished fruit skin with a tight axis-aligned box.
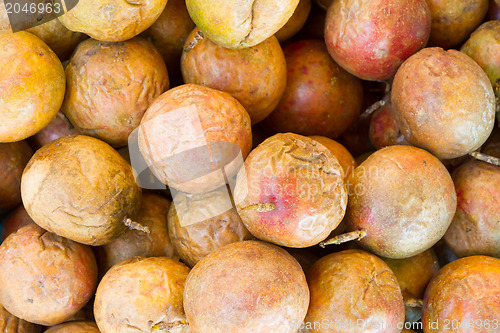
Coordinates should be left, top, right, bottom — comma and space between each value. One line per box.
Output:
305, 249, 405, 333
346, 145, 457, 259
0, 32, 65, 143
263, 40, 363, 139
167, 186, 254, 268
461, 20, 500, 87
0, 225, 98, 326
422, 256, 500, 333
21, 135, 142, 246
138, 84, 252, 194
183, 240, 310, 333
94, 257, 190, 333
443, 160, 500, 258
58, 0, 168, 42
426, 0, 488, 49
391, 47, 495, 159
181, 29, 286, 125
234, 133, 347, 248
62, 37, 169, 148
309, 136, 357, 180
0, 303, 40, 332
186, 0, 300, 49
325, 0, 431, 81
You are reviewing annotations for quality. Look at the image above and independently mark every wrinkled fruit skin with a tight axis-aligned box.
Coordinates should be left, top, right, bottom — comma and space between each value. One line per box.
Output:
26, 19, 87, 60
426, 0, 488, 49
275, 0, 312, 42
1, 205, 35, 240
305, 249, 405, 333
184, 240, 309, 333
58, 0, 167, 42
309, 135, 357, 180
96, 192, 177, 273
264, 40, 363, 138
325, 0, 431, 81
142, 0, 195, 83
368, 95, 411, 150
29, 112, 81, 150
422, 256, 500, 333
0, 141, 33, 213
45, 321, 100, 333
62, 37, 169, 147
0, 225, 98, 326
186, 0, 300, 49
444, 160, 500, 258
461, 20, 500, 86
346, 145, 457, 259
234, 133, 347, 248
0, 32, 65, 142
138, 84, 252, 194
168, 186, 253, 267
382, 249, 440, 299
182, 30, 286, 125
95, 257, 189, 333
0, 303, 40, 332
21, 135, 142, 246
392, 47, 495, 159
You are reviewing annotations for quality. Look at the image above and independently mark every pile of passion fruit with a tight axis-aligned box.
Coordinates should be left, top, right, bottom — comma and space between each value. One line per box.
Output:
0, 0, 499, 332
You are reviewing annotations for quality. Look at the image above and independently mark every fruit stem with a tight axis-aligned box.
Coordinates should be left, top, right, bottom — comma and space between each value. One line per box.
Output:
469, 151, 500, 166
404, 297, 423, 308
319, 230, 367, 248
184, 30, 205, 53
123, 217, 150, 233
359, 93, 391, 121
240, 202, 276, 212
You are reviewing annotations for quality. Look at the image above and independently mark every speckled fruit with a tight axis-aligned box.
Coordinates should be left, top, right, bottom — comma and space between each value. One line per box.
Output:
142, 0, 195, 83
168, 186, 253, 267
181, 29, 286, 124
26, 19, 87, 60
461, 20, 500, 87
443, 160, 500, 258
392, 47, 495, 159
62, 37, 169, 147
21, 135, 142, 246
309, 135, 357, 180
422, 256, 500, 333
0, 303, 40, 332
96, 192, 177, 273
186, 0, 300, 49
234, 133, 347, 248
184, 240, 309, 333
45, 321, 99, 333
382, 249, 440, 299
0, 141, 33, 213
368, 95, 411, 149
426, 0, 488, 49
305, 249, 405, 333
1, 205, 35, 240
0, 32, 65, 142
138, 84, 252, 194
263, 40, 363, 138
275, 0, 311, 42
58, 0, 167, 42
29, 112, 81, 150
94, 257, 190, 333
346, 145, 457, 259
0, 225, 97, 326
325, 0, 431, 81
